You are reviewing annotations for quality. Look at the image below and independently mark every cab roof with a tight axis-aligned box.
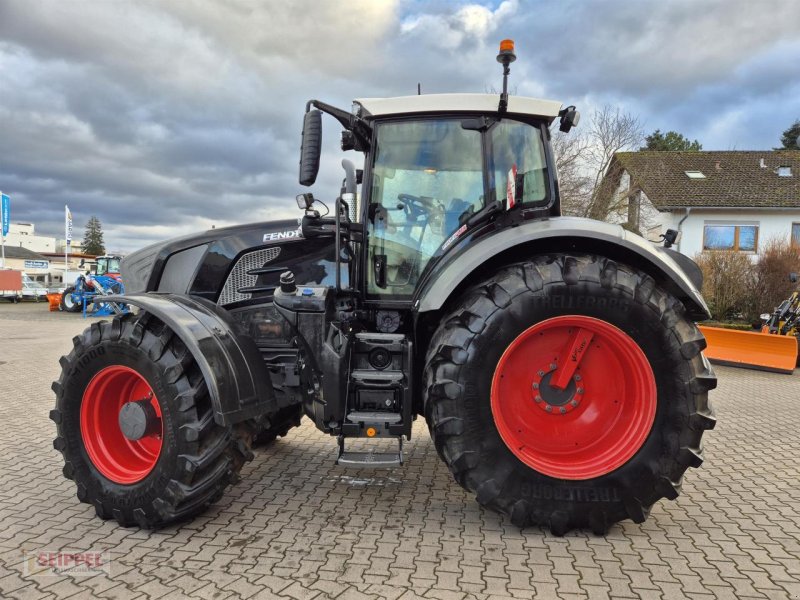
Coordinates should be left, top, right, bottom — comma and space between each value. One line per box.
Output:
354, 93, 562, 122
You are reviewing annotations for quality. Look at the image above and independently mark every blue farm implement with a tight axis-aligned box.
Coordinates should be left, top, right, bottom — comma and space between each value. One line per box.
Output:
60, 272, 128, 317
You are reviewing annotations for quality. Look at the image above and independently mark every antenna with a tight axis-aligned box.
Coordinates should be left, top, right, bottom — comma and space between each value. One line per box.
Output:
496, 39, 516, 113
417, 82, 421, 95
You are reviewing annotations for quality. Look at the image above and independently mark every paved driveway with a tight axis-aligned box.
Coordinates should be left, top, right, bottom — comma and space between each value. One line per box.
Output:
0, 303, 799, 599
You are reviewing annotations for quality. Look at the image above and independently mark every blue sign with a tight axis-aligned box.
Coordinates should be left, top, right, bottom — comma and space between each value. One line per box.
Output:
0, 193, 9, 237
24, 260, 50, 270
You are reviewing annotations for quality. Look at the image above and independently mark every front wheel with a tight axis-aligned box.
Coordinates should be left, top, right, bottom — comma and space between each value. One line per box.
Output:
423, 254, 716, 535
50, 312, 254, 528
60, 286, 81, 312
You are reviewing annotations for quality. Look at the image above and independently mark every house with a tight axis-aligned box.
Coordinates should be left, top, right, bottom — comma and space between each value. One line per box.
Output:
604, 150, 800, 257
0, 246, 52, 283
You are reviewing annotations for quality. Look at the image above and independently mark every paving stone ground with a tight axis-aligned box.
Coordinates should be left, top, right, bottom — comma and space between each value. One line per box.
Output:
0, 302, 799, 599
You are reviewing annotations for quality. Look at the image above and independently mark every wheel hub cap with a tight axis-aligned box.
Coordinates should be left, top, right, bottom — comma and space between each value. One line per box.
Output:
118, 398, 160, 441
491, 315, 657, 480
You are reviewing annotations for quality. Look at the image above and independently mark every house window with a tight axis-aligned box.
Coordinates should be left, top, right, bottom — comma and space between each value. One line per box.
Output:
703, 224, 758, 252
792, 223, 800, 248
778, 166, 792, 177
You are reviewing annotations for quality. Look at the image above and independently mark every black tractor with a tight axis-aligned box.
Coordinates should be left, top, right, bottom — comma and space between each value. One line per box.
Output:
51, 41, 716, 535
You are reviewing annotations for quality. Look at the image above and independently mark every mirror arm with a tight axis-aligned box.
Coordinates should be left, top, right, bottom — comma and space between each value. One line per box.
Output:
307, 99, 371, 150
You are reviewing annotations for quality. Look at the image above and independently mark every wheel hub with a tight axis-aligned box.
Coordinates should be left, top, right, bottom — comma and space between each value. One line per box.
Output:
119, 397, 160, 441
80, 365, 163, 484
491, 315, 657, 480
532, 369, 582, 414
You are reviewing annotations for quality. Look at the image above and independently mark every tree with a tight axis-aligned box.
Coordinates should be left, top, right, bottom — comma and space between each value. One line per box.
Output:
82, 216, 106, 255
552, 105, 644, 222
777, 119, 800, 150
551, 129, 592, 217
641, 129, 702, 151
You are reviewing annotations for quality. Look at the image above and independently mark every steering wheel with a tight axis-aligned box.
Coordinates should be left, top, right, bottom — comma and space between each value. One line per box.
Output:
397, 193, 434, 221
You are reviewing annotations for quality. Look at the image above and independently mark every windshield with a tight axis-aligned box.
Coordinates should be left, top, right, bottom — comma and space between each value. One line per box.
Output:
367, 117, 548, 298
96, 257, 120, 276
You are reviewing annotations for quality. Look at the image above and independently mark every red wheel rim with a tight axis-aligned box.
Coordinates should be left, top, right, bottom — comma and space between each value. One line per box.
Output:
491, 315, 656, 480
80, 365, 163, 484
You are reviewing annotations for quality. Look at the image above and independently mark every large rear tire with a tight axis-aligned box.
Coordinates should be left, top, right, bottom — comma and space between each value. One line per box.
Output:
423, 254, 716, 535
60, 286, 81, 312
50, 312, 254, 528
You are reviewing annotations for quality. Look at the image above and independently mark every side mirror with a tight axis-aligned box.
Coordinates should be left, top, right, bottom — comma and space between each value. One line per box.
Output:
559, 106, 580, 133
299, 109, 322, 186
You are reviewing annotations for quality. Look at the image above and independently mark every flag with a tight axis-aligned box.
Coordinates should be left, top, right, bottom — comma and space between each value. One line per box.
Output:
65, 205, 73, 246
1, 193, 9, 237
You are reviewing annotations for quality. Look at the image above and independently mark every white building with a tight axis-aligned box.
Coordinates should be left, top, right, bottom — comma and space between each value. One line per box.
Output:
3, 222, 69, 254
605, 150, 800, 257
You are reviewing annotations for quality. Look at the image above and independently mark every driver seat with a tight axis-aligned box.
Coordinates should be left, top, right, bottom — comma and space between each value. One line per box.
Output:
445, 198, 472, 234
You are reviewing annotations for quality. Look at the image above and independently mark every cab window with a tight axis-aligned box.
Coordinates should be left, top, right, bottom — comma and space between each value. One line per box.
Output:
367, 120, 484, 296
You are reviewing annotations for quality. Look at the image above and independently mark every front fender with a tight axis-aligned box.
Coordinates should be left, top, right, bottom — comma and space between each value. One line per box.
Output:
415, 217, 710, 320
105, 293, 275, 425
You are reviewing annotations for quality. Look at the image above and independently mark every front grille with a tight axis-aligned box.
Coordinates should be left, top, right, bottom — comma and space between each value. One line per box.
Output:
218, 247, 281, 305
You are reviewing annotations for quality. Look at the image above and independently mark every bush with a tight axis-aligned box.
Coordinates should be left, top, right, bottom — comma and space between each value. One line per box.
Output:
695, 239, 800, 323
694, 250, 756, 321
752, 238, 800, 320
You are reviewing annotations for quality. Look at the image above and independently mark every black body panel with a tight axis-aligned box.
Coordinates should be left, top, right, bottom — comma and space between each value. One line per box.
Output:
122, 219, 343, 304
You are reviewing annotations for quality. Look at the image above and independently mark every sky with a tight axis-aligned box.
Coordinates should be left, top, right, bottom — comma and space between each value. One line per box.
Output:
1, 0, 799, 252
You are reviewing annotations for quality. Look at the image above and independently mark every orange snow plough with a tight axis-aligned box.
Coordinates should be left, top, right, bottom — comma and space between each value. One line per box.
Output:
699, 325, 797, 374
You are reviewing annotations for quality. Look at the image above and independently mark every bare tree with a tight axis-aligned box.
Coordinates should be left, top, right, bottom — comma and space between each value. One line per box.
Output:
551, 104, 644, 221
584, 105, 644, 220
551, 129, 591, 216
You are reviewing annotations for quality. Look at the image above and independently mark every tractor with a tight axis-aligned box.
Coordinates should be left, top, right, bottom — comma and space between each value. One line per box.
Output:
60, 255, 125, 314
51, 41, 716, 535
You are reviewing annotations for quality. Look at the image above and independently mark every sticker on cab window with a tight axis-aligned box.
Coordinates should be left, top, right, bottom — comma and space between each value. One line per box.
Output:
506, 164, 518, 209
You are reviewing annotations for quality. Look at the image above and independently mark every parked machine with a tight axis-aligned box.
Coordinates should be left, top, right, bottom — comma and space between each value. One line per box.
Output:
60, 255, 126, 315
762, 279, 800, 337
51, 42, 716, 535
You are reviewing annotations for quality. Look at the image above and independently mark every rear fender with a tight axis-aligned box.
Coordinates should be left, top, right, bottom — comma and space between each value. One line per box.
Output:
105, 293, 275, 425
415, 217, 711, 320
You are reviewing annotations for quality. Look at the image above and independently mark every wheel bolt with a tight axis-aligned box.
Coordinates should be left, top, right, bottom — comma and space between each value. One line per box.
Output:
545, 405, 552, 412
537, 370, 545, 377
549, 363, 557, 370
532, 382, 539, 389
577, 388, 584, 394
535, 395, 542, 403
574, 375, 582, 381
559, 407, 566, 414
570, 400, 578, 407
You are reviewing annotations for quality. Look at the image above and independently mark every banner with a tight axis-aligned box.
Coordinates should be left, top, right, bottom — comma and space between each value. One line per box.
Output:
65, 205, 73, 246
1, 193, 9, 237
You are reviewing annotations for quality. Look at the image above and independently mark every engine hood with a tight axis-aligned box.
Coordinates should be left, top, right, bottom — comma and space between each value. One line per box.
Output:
121, 219, 303, 295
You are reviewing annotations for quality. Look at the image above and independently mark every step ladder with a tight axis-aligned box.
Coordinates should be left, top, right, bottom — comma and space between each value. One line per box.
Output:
336, 435, 403, 468
335, 332, 411, 468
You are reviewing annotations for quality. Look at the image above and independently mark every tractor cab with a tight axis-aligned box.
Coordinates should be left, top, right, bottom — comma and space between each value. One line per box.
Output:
95, 255, 122, 280
295, 41, 579, 307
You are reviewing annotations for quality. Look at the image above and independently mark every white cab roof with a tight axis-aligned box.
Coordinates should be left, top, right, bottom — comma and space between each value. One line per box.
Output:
355, 93, 563, 121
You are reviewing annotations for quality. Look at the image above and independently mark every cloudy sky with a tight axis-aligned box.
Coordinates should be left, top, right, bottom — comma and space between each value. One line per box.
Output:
1, 0, 799, 252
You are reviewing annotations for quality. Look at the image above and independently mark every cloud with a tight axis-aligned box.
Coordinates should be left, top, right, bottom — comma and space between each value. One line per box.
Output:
0, 0, 798, 251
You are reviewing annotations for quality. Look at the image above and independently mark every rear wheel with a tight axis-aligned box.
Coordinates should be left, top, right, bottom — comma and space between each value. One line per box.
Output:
424, 254, 716, 535
50, 312, 254, 528
60, 286, 81, 312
